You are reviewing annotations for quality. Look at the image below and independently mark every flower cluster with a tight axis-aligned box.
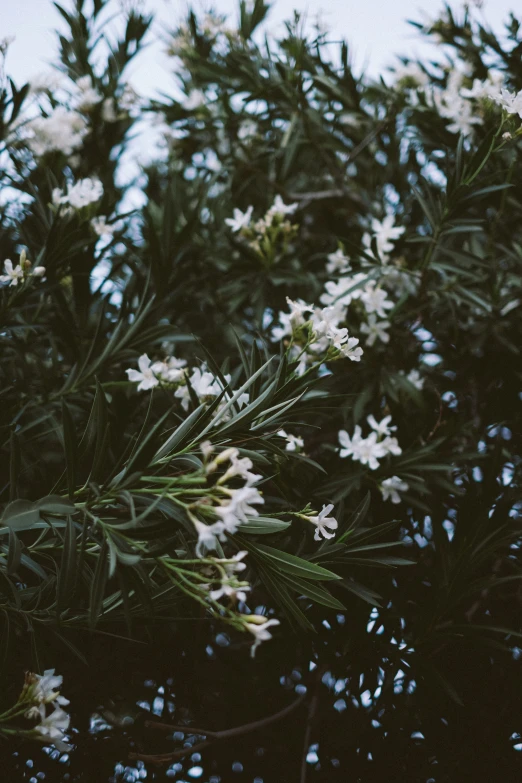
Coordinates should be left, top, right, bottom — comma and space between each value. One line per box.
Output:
52, 177, 104, 211
24, 106, 87, 156
338, 414, 402, 470
0, 251, 45, 287
225, 195, 299, 264
126, 355, 250, 419
271, 296, 363, 375
191, 446, 264, 556
0, 669, 71, 752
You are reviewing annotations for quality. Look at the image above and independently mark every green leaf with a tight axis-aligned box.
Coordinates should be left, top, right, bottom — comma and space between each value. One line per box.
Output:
7, 529, 22, 575
1, 500, 41, 531
36, 495, 76, 515
238, 517, 291, 535
62, 399, 77, 498
252, 543, 341, 581
90, 539, 109, 629
280, 572, 346, 610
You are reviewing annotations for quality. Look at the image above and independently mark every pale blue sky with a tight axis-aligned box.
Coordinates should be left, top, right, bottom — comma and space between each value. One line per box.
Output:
2, 0, 517, 97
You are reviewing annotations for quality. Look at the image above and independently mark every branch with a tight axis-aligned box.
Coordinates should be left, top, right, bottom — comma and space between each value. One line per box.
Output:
129, 691, 307, 765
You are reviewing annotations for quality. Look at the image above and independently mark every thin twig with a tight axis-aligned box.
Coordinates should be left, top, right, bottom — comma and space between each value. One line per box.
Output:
129, 691, 307, 765
299, 668, 323, 783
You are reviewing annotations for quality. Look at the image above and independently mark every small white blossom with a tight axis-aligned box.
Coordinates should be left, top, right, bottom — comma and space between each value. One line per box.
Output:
193, 519, 226, 557
371, 215, 405, 258
338, 337, 363, 362
225, 206, 254, 232
326, 248, 351, 275
308, 503, 338, 541
360, 284, 394, 318
182, 89, 207, 111
393, 61, 429, 88
360, 314, 391, 346
277, 429, 304, 452
219, 451, 262, 486
380, 476, 409, 504
126, 354, 160, 391
215, 485, 264, 532
209, 580, 250, 603
367, 414, 396, 437
320, 274, 367, 308
381, 435, 402, 456
65, 178, 103, 209
151, 355, 187, 383
338, 426, 362, 459
34, 706, 71, 751
267, 194, 298, 218
0, 259, 24, 286
244, 615, 280, 657
74, 75, 103, 111
353, 432, 388, 470
404, 368, 424, 390
34, 670, 69, 707
91, 216, 116, 238
490, 87, 522, 119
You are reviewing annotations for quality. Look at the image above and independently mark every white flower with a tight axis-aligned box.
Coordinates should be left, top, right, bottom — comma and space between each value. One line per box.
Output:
74, 75, 103, 111
182, 89, 207, 111
371, 215, 405, 258
151, 355, 187, 383
215, 486, 264, 531
326, 248, 351, 275
91, 216, 116, 238
238, 119, 258, 140
271, 298, 312, 342
393, 61, 429, 88
34, 670, 70, 707
267, 194, 298, 218
367, 414, 396, 437
65, 178, 103, 209
193, 519, 226, 557
380, 476, 409, 504
404, 368, 424, 390
0, 259, 24, 286
360, 314, 391, 346
381, 436, 402, 456
220, 550, 248, 575
360, 284, 394, 318
219, 452, 262, 486
277, 429, 304, 452
352, 432, 387, 470
25, 107, 87, 156
225, 206, 254, 232
244, 615, 280, 657
174, 366, 221, 410
490, 87, 522, 119
338, 337, 363, 362
446, 99, 483, 135
338, 426, 362, 459
320, 274, 366, 308
32, 266, 46, 278
34, 706, 71, 750
126, 354, 160, 391
209, 580, 250, 603
308, 503, 338, 541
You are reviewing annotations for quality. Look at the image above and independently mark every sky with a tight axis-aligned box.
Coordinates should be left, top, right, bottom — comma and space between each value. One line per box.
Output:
1, 0, 518, 98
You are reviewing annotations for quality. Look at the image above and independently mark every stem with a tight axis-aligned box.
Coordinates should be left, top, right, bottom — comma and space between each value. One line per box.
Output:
129, 691, 307, 765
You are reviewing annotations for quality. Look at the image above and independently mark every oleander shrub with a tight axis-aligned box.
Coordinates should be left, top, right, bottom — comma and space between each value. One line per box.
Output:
0, 0, 521, 759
